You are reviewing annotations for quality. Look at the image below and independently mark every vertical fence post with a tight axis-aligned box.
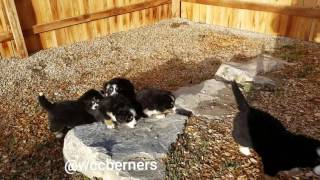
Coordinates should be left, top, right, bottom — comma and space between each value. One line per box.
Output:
309, 0, 320, 41
172, 0, 181, 17
3, 0, 28, 58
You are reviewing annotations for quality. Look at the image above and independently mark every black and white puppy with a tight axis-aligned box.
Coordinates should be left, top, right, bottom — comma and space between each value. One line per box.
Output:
102, 77, 145, 119
231, 81, 320, 177
38, 89, 104, 138
99, 94, 137, 129
103, 78, 192, 119
103, 77, 135, 98
136, 88, 177, 119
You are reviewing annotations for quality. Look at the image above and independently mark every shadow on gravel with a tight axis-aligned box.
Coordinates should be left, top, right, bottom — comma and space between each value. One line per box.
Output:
129, 57, 221, 91
0, 56, 222, 179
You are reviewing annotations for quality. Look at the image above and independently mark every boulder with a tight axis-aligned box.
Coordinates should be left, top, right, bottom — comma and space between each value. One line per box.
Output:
63, 114, 187, 180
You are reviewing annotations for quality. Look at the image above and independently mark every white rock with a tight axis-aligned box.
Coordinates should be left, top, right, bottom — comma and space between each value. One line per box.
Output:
215, 54, 294, 85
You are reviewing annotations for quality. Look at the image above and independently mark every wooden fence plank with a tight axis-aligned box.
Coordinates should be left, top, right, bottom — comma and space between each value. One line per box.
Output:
199, 3, 206, 23
3, 0, 28, 58
182, 0, 320, 18
172, 0, 181, 17
0, 31, 12, 42
31, 0, 58, 49
181, 0, 320, 43
23, 0, 171, 36
309, 0, 320, 41
131, 0, 140, 29
0, 0, 15, 57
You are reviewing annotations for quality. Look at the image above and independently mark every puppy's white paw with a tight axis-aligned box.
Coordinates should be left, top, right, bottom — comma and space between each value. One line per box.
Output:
39, 92, 44, 96
239, 146, 251, 156
107, 123, 115, 129
54, 132, 63, 138
104, 119, 115, 129
154, 114, 166, 119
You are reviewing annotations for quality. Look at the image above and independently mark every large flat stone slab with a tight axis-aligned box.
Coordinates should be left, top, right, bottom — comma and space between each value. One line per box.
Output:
174, 79, 232, 119
63, 114, 187, 180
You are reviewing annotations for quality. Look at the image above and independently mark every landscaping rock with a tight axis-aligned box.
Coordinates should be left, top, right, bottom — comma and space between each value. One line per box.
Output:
215, 54, 294, 85
63, 114, 187, 180
174, 79, 234, 119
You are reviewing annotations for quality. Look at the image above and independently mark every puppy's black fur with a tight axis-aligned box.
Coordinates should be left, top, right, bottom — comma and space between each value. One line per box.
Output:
231, 81, 320, 176
102, 77, 145, 118
136, 88, 175, 115
38, 89, 104, 136
99, 94, 137, 126
80, 90, 106, 122
102, 78, 135, 98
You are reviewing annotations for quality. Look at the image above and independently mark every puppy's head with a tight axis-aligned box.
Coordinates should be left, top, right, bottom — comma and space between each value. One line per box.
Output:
103, 78, 135, 98
160, 94, 176, 113
79, 89, 104, 110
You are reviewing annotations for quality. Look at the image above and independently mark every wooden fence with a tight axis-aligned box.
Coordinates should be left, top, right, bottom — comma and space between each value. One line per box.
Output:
0, 0, 320, 58
180, 0, 320, 42
0, 0, 172, 58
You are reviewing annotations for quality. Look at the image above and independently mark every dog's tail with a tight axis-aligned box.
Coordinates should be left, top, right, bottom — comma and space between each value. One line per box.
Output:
175, 108, 193, 117
314, 147, 320, 175
231, 81, 250, 111
38, 93, 54, 111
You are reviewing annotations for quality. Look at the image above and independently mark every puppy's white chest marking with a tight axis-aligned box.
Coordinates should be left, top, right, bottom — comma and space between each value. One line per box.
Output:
239, 146, 251, 156
91, 102, 99, 110
144, 109, 162, 117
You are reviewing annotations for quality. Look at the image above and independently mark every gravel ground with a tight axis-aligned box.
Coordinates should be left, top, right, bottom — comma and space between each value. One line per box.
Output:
0, 18, 319, 179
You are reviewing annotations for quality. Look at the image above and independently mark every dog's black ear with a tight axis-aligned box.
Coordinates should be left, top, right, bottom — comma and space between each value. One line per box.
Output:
102, 81, 109, 90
